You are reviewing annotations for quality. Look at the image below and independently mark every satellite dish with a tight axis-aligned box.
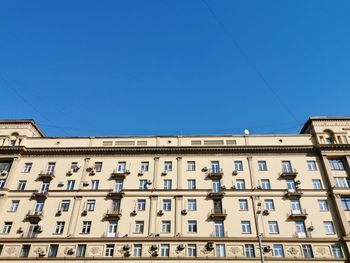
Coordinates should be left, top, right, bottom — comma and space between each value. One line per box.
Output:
244, 129, 250, 135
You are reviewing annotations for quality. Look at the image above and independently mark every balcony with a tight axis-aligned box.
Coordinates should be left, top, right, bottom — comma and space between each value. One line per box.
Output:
206, 168, 224, 179
107, 191, 125, 199
110, 169, 130, 180
37, 171, 55, 181
284, 189, 302, 199
292, 232, 309, 238
207, 190, 225, 199
288, 209, 308, 220
209, 231, 228, 238
104, 209, 122, 220
279, 169, 298, 179
208, 209, 227, 220
31, 191, 48, 200
25, 210, 43, 223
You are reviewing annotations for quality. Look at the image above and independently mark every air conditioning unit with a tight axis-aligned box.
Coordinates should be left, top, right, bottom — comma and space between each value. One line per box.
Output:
262, 209, 270, 215
131, 210, 137, 216
220, 185, 226, 190
0, 170, 8, 176
161, 171, 167, 176
124, 251, 131, 257
35, 226, 42, 232
38, 251, 46, 256
86, 167, 94, 172
147, 180, 152, 185
17, 227, 23, 233
89, 170, 95, 176
123, 244, 130, 250
263, 246, 271, 253
67, 248, 75, 254
202, 166, 208, 172
177, 244, 185, 250
56, 210, 62, 216
150, 244, 158, 250
83, 181, 89, 186
256, 186, 262, 189
138, 171, 144, 176
66, 170, 73, 176
157, 210, 164, 216
125, 170, 131, 175
232, 170, 238, 176
295, 180, 301, 185
308, 225, 314, 231
81, 210, 87, 216
231, 185, 236, 190
57, 181, 64, 187
151, 251, 159, 257
181, 209, 187, 215
206, 242, 214, 250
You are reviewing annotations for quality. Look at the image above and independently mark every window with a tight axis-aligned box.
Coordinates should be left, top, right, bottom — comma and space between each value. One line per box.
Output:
318, 200, 329, 211
39, 182, 50, 193
241, 221, 251, 234
135, 221, 144, 233
236, 179, 245, 189
55, 221, 65, 234
245, 244, 255, 258
9, 200, 19, 212
114, 179, 124, 192
268, 221, 279, 234
163, 199, 171, 211
47, 162, 56, 173
188, 199, 197, 211
137, 199, 146, 211
161, 221, 171, 233
212, 180, 221, 192
86, 200, 96, 211
261, 179, 271, 190
187, 161, 196, 171
23, 163, 32, 173
94, 162, 102, 172
117, 162, 126, 173
1, 222, 12, 234
160, 244, 169, 257
164, 162, 172, 172
20, 245, 30, 258
302, 244, 313, 258
0, 162, 10, 172
214, 221, 224, 237
341, 197, 350, 211
48, 244, 59, 258
91, 180, 99, 190
335, 177, 350, 188
286, 179, 295, 190
112, 200, 121, 210
188, 220, 197, 233
140, 162, 149, 172
76, 244, 86, 258
187, 179, 196, 189
273, 244, 284, 257
312, 179, 322, 189
329, 159, 345, 170
307, 161, 317, 171
82, 221, 91, 234
35, 200, 44, 213
324, 221, 335, 234
290, 200, 301, 213
234, 161, 243, 171
282, 161, 292, 172
239, 199, 248, 210
0, 179, 5, 189
66, 180, 75, 190
139, 179, 148, 190
332, 244, 344, 258
17, 180, 27, 191
133, 244, 142, 257
163, 179, 172, 190
265, 199, 275, 211
70, 162, 79, 172
60, 200, 70, 212
258, 161, 267, 171
295, 221, 307, 237
107, 220, 118, 237
211, 161, 220, 173
105, 244, 114, 257
188, 244, 197, 257
215, 244, 225, 257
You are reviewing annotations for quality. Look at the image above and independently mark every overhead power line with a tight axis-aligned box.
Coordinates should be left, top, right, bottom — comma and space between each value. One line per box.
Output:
200, 0, 300, 124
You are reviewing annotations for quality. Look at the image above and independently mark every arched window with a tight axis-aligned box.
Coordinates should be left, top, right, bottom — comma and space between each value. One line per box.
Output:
324, 129, 335, 144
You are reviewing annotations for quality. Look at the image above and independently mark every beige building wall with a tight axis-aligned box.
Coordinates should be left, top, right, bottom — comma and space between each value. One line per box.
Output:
0, 117, 350, 262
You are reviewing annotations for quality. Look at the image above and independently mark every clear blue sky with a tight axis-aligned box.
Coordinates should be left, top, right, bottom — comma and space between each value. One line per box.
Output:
1, 1, 349, 136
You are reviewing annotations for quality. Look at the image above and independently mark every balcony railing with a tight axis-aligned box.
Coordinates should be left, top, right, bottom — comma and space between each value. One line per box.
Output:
110, 169, 130, 179
288, 209, 308, 220
104, 209, 122, 220
292, 231, 309, 238
210, 231, 228, 238
25, 210, 43, 222
37, 170, 55, 181
207, 190, 225, 198
107, 190, 125, 199
279, 168, 298, 179
284, 189, 302, 199
206, 168, 224, 179
208, 209, 227, 220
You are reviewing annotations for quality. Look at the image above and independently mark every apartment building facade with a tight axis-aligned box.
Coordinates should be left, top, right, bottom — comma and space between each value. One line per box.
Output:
0, 117, 350, 262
